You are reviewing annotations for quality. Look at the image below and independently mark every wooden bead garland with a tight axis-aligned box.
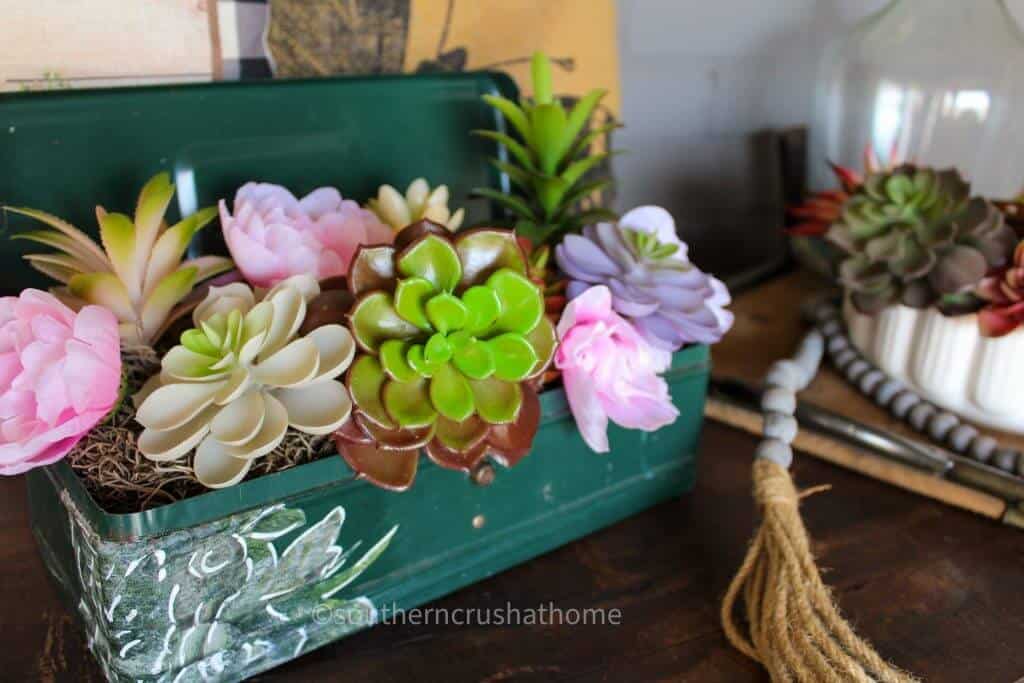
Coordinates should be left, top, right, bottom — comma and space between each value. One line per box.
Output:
812, 302, 1023, 475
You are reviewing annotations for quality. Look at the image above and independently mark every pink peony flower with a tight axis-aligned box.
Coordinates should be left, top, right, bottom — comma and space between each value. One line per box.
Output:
555, 285, 679, 453
0, 290, 121, 474
220, 182, 393, 288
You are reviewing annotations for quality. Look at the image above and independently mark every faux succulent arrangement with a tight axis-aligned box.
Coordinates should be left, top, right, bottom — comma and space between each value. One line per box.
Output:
0, 185, 730, 501
0, 54, 747, 683
0, 56, 732, 508
794, 155, 1024, 337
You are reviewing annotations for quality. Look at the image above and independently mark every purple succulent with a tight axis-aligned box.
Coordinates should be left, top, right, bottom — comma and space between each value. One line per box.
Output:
554, 206, 733, 351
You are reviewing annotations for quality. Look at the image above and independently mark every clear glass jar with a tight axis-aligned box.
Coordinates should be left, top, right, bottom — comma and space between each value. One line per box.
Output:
810, 0, 1024, 197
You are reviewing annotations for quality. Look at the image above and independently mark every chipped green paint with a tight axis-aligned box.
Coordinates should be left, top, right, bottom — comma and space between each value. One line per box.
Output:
64, 497, 395, 682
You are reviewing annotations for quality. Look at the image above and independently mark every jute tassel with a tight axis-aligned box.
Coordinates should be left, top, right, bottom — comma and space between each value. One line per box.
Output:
720, 323, 917, 683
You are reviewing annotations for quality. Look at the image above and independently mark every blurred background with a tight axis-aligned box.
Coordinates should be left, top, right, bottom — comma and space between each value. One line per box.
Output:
3, 0, 1024, 278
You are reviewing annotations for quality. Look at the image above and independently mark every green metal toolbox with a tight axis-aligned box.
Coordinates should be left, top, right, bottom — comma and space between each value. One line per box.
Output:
1, 72, 710, 682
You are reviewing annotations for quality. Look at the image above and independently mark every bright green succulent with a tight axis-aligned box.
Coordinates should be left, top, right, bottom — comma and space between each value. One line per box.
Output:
827, 165, 1017, 315
473, 51, 619, 245
336, 220, 556, 491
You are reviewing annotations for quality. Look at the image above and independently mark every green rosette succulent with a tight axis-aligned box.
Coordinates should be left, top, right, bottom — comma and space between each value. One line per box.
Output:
827, 165, 1016, 315
334, 220, 556, 491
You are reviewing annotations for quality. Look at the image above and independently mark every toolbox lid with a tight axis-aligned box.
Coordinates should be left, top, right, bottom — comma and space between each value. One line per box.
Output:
0, 71, 516, 291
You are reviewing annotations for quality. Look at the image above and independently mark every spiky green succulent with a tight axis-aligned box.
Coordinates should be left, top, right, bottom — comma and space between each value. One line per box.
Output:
5, 173, 233, 344
473, 52, 619, 245
336, 220, 556, 491
827, 165, 1016, 315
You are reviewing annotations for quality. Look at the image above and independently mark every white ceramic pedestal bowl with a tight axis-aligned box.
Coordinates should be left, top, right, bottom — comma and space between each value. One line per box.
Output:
844, 298, 1024, 434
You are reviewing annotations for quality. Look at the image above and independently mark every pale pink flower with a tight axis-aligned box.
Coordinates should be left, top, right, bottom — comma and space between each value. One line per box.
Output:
0, 290, 121, 474
220, 182, 393, 288
555, 285, 679, 453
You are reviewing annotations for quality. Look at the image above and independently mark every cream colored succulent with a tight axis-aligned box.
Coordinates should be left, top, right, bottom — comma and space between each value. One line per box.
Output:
367, 178, 465, 232
134, 274, 355, 488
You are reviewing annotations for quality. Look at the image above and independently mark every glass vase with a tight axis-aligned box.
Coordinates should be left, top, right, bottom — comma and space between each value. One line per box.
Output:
810, 0, 1024, 197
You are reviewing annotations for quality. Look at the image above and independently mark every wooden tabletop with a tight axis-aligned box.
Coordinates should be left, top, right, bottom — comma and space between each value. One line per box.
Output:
6, 421, 1024, 682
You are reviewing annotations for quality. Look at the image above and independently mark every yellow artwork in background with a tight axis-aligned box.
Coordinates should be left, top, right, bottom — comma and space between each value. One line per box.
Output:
404, 0, 620, 114
264, 0, 619, 113
262, 0, 621, 164
262, 0, 621, 200
0, 0, 621, 118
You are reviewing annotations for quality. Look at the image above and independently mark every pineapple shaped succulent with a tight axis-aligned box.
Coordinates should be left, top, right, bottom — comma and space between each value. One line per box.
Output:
827, 165, 1017, 315
6, 173, 233, 344
134, 275, 355, 488
336, 220, 556, 491
473, 52, 619, 245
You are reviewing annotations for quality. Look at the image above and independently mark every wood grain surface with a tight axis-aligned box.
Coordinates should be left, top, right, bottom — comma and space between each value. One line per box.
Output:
6, 421, 1024, 681
705, 397, 1009, 521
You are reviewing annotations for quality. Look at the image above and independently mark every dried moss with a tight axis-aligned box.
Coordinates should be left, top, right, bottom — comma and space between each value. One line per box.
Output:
65, 346, 335, 514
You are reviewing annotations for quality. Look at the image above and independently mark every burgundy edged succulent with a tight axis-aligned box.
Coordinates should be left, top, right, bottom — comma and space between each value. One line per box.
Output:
786, 144, 896, 237
334, 221, 557, 491
977, 240, 1024, 337
786, 162, 862, 238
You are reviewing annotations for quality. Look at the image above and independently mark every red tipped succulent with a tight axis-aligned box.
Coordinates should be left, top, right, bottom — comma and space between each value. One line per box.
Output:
787, 186, 851, 237
786, 144, 900, 237
977, 241, 1024, 337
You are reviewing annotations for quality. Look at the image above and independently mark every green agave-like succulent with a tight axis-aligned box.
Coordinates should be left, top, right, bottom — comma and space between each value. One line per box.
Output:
4, 172, 233, 344
336, 220, 556, 491
473, 51, 619, 245
827, 165, 1017, 315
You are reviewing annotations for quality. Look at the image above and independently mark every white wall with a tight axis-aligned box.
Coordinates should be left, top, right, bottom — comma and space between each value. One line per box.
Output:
615, 0, 1024, 276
